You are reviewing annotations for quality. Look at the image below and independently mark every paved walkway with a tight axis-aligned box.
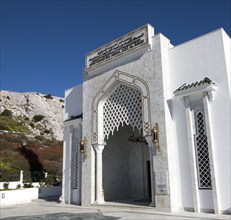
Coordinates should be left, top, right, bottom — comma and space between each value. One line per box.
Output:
1, 198, 230, 220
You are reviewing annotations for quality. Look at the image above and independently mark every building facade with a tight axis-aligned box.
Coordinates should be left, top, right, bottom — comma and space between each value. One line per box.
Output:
62, 24, 231, 214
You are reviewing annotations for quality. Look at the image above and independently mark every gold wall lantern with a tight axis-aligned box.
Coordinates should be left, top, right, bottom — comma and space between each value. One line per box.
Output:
80, 137, 87, 159
151, 123, 160, 151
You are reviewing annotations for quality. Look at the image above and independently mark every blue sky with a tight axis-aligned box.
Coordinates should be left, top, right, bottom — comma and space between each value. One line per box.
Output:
1, 0, 230, 97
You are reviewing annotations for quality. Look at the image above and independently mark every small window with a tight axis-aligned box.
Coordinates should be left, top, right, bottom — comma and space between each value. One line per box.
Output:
72, 137, 79, 189
194, 111, 212, 189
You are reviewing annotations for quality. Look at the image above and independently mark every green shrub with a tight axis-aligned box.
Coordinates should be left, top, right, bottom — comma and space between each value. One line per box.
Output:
32, 115, 45, 122
23, 182, 33, 188
45, 174, 59, 187
0, 109, 12, 117
43, 94, 53, 100
30, 171, 46, 182
23, 177, 33, 188
0, 123, 9, 130
44, 129, 51, 134
22, 171, 32, 182
16, 184, 21, 189
39, 181, 46, 187
3, 182, 9, 189
23, 116, 30, 121
0, 166, 21, 182
0, 116, 29, 132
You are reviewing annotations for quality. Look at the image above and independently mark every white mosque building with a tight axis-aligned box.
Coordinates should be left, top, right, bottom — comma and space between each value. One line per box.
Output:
61, 24, 230, 214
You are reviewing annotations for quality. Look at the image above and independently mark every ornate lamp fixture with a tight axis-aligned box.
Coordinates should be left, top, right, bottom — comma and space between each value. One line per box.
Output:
80, 137, 87, 159
151, 123, 160, 151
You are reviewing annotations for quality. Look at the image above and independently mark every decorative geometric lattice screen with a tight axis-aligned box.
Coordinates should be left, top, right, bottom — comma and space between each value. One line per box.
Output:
103, 84, 142, 139
72, 135, 79, 189
194, 111, 212, 189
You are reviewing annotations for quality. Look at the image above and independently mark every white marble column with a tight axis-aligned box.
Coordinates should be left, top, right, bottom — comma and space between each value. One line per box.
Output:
94, 144, 105, 204
145, 136, 156, 207
68, 125, 73, 204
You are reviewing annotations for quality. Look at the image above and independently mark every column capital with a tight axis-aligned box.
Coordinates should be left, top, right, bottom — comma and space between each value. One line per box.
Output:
93, 143, 106, 153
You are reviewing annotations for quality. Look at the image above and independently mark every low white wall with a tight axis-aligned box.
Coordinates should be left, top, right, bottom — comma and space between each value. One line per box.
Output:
0, 181, 22, 190
0, 186, 62, 206
0, 182, 41, 190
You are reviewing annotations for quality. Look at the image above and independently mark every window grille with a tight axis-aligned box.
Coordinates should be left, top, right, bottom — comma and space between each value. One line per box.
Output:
72, 136, 79, 189
103, 84, 142, 139
194, 111, 212, 189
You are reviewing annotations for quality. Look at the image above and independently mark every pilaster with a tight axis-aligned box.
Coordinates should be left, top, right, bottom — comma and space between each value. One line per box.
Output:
184, 101, 200, 212
203, 96, 220, 214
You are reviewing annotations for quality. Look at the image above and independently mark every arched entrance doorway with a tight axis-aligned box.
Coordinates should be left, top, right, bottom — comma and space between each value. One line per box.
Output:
103, 125, 151, 204
92, 70, 155, 206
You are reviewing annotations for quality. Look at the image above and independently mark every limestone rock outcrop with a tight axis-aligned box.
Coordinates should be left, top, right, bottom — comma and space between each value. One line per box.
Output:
0, 90, 64, 140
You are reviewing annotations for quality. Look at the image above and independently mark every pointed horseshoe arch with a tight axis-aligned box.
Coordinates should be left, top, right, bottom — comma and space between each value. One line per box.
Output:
92, 70, 151, 145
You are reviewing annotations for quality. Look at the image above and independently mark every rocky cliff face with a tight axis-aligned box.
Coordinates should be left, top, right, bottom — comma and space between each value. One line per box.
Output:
0, 90, 64, 140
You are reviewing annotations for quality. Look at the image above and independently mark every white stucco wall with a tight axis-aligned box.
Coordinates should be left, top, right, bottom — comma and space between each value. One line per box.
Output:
0, 186, 62, 206
169, 29, 231, 212
64, 84, 82, 120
